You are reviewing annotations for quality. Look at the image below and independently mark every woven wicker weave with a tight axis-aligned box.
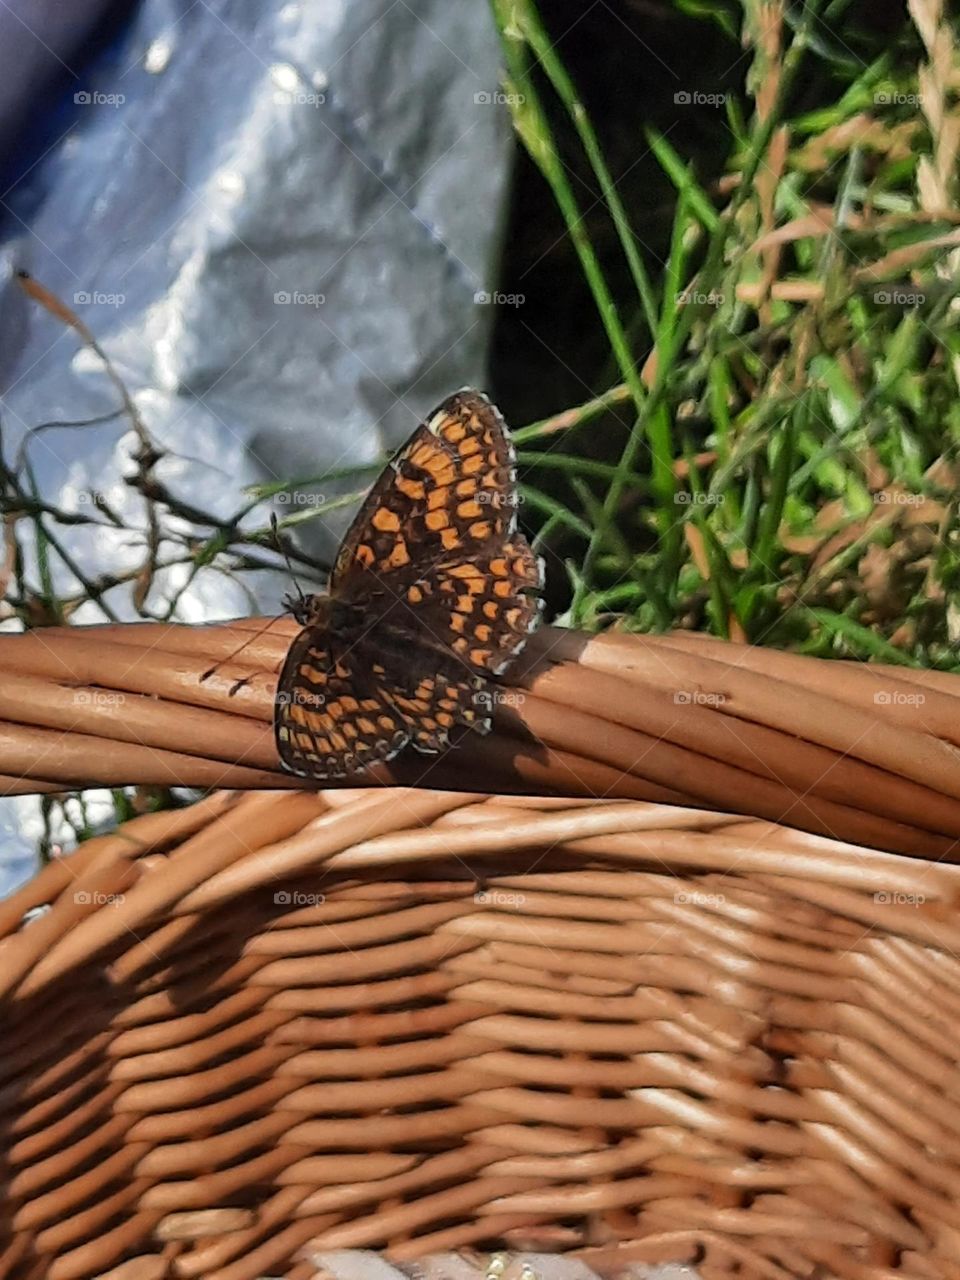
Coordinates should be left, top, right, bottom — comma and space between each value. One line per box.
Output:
3, 785, 960, 1280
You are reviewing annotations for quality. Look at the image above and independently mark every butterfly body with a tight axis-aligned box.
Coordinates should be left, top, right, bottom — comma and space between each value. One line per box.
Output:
275, 390, 543, 780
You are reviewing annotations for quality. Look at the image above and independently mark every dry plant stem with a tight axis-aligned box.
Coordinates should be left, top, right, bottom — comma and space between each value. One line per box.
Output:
0, 621, 959, 858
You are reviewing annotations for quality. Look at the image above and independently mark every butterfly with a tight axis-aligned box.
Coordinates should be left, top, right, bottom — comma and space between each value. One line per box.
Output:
274, 389, 544, 780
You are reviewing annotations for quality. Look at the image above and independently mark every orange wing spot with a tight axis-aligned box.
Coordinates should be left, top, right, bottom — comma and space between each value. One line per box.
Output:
421, 716, 438, 731
334, 663, 349, 679
468, 521, 493, 540
327, 701, 343, 720
407, 584, 424, 604
475, 624, 492, 642
410, 443, 439, 468
427, 485, 449, 511
459, 435, 482, 456
300, 663, 327, 685
288, 703, 306, 726
455, 478, 477, 497
462, 454, 484, 475
494, 580, 513, 597
355, 543, 376, 568
505, 607, 523, 629
383, 538, 411, 570
396, 476, 426, 500
512, 556, 529, 576
452, 636, 469, 654
360, 698, 380, 712
490, 558, 509, 577
441, 527, 461, 551
377, 714, 397, 731
483, 600, 498, 619
357, 717, 377, 735
330, 732, 347, 752
448, 563, 481, 579
296, 732, 314, 751
457, 500, 483, 519
455, 594, 474, 614
442, 421, 466, 443
343, 722, 358, 739
436, 711, 454, 729
316, 736, 332, 754
425, 509, 449, 532
450, 613, 466, 634
444, 686, 459, 698
372, 507, 401, 532
341, 696, 359, 712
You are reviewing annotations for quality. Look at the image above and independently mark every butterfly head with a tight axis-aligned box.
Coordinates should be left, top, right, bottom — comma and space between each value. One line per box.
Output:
283, 590, 329, 628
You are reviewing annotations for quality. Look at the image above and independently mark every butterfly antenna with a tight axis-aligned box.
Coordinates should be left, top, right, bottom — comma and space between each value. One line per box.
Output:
198, 516, 301, 689
271, 512, 311, 619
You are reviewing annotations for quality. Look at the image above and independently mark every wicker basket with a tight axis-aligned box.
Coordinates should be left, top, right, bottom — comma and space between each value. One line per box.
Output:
3, 784, 959, 1280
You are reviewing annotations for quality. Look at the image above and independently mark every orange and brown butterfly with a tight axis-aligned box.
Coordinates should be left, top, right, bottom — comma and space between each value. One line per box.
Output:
274, 388, 544, 780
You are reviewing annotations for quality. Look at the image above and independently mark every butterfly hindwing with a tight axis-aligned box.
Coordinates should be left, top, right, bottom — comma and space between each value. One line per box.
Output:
275, 623, 408, 779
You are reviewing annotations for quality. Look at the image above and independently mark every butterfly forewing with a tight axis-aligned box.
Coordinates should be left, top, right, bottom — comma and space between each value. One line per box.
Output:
275, 389, 543, 781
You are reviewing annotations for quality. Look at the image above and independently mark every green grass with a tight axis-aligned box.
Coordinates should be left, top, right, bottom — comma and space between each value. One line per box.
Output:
484, 0, 960, 667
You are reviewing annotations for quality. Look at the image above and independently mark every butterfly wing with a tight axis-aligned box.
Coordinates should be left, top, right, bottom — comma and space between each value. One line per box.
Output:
332, 389, 523, 589
274, 623, 409, 780
277, 389, 544, 775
